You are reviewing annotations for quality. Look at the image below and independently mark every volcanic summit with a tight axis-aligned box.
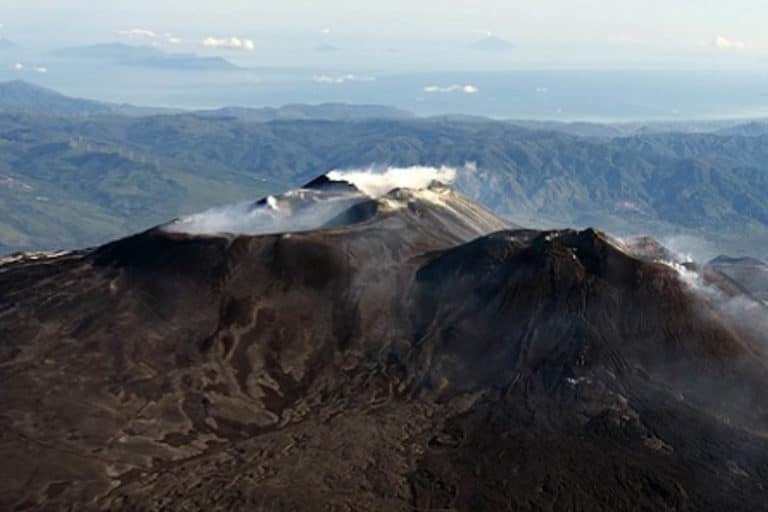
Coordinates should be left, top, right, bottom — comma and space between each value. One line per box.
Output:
1, 172, 768, 511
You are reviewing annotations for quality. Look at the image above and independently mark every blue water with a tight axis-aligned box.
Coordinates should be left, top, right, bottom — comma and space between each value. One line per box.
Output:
2, 53, 768, 121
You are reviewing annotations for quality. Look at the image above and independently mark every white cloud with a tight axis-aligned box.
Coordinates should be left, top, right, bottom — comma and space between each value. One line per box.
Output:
202, 36, 255, 51
117, 28, 182, 45
321, 27, 332, 35
118, 28, 157, 40
12, 63, 47, 74
312, 73, 375, 84
424, 84, 479, 94
714, 35, 746, 50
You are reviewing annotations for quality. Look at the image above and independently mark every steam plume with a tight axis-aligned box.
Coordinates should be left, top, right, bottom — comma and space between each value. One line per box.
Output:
327, 165, 457, 197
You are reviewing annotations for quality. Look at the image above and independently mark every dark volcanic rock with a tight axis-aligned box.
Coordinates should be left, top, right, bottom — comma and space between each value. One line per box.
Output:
1, 183, 768, 511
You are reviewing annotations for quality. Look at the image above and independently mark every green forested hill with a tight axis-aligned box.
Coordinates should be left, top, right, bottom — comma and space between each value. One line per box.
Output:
2, 111, 768, 257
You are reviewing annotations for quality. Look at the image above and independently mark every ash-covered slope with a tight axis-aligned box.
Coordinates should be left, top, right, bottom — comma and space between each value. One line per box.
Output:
1, 176, 768, 511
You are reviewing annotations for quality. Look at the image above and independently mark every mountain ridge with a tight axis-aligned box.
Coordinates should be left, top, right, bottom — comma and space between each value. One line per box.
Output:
0, 80, 181, 116
3, 85, 768, 258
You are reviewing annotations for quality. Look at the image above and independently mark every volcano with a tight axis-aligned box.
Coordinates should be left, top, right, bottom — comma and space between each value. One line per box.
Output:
1, 174, 768, 511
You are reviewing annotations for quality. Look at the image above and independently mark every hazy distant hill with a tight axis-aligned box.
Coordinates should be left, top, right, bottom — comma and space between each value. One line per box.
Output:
509, 119, 768, 138
0, 38, 14, 50
54, 43, 240, 71
0, 80, 180, 116
716, 121, 768, 137
0, 80, 111, 115
0, 81, 412, 121
193, 103, 415, 122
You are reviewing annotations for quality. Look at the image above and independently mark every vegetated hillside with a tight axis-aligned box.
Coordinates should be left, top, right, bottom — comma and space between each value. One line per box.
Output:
0, 81, 180, 117
0, 113, 280, 252
1, 179, 767, 510
0, 81, 114, 116
3, 111, 768, 255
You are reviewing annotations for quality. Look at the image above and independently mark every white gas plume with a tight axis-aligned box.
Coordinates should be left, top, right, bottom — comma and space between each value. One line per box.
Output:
660, 258, 768, 339
327, 165, 458, 197
164, 188, 367, 236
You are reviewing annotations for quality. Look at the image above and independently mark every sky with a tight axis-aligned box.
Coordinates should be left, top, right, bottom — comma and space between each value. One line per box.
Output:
2, 0, 768, 70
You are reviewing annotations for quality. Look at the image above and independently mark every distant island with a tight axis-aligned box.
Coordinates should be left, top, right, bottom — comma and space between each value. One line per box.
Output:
469, 35, 515, 51
54, 43, 240, 71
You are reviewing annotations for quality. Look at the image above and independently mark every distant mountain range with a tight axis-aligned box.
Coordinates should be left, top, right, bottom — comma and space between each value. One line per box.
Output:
2, 81, 768, 258
4, 79, 768, 136
0, 38, 14, 50
715, 121, 768, 137
0, 81, 413, 121
54, 43, 240, 71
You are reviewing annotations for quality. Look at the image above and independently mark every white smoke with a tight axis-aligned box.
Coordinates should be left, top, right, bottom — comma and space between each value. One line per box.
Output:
659, 235, 719, 263
165, 165, 461, 236
164, 188, 366, 236
327, 165, 457, 197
